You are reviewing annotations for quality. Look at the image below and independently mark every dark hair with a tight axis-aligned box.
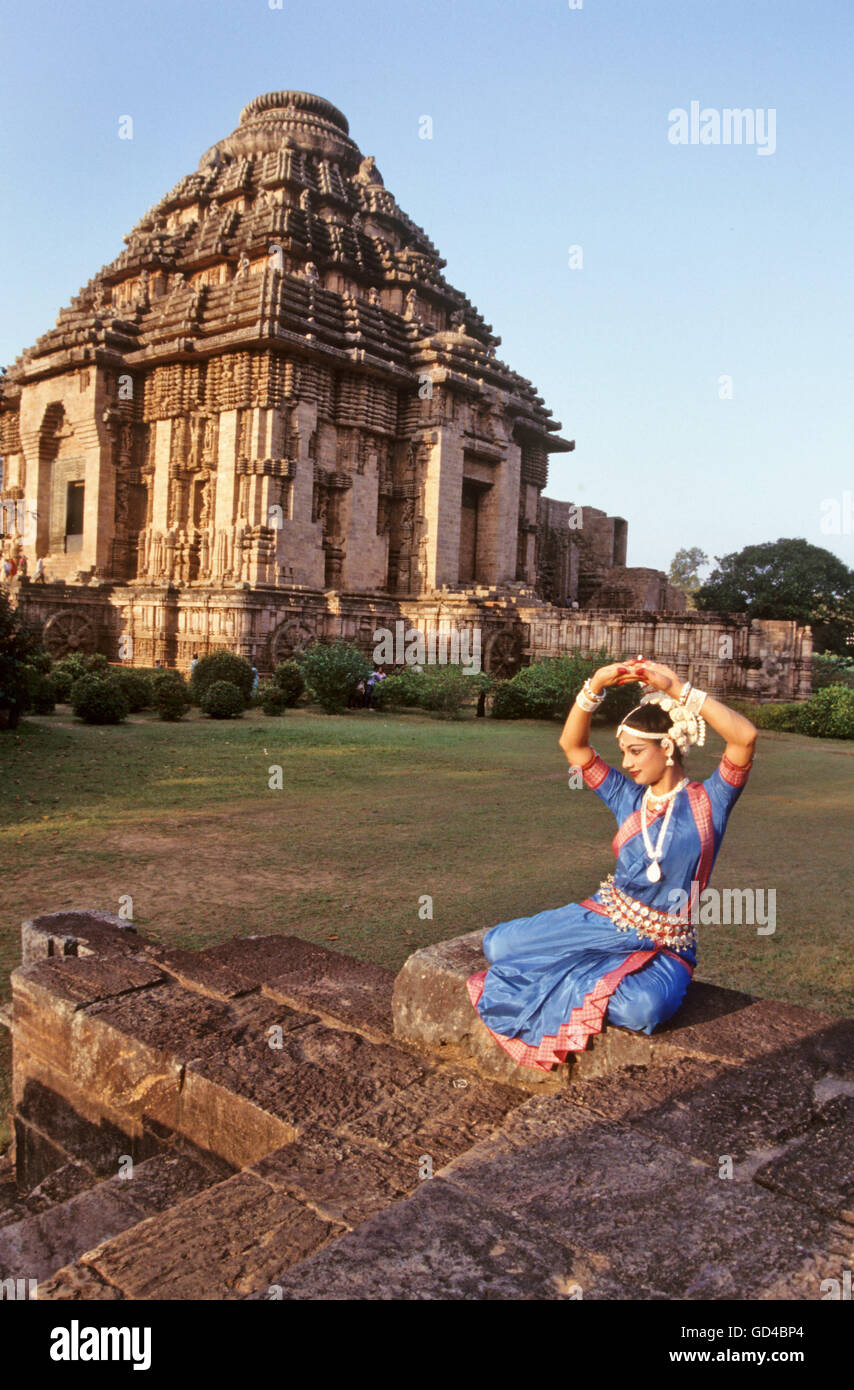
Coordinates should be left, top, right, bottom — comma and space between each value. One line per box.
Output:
620, 703, 684, 762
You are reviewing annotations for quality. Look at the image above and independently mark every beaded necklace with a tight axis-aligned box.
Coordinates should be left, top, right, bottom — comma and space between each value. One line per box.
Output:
641, 777, 688, 882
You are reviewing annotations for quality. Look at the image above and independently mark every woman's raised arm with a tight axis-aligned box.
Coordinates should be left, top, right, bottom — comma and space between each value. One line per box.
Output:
558, 663, 629, 765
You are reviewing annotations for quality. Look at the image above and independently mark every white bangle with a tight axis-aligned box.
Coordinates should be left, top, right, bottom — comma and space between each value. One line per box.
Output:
684, 686, 707, 716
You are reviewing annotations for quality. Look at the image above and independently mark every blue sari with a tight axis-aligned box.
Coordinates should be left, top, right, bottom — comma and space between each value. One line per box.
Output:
467, 751, 751, 1070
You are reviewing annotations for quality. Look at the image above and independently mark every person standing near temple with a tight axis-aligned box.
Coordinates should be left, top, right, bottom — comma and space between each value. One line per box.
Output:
34, 556, 46, 584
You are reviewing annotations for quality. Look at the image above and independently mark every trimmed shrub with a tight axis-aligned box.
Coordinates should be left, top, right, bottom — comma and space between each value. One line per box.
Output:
200, 679, 245, 719
258, 679, 288, 715
151, 671, 192, 722
794, 684, 854, 739
70, 674, 128, 725
490, 678, 530, 720
21, 666, 57, 714
373, 665, 478, 717
272, 660, 305, 707
190, 650, 253, 705
109, 669, 152, 713
373, 668, 421, 708
297, 639, 371, 714
50, 653, 92, 702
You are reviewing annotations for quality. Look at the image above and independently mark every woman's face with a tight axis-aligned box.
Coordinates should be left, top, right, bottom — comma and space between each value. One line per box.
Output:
618, 732, 673, 784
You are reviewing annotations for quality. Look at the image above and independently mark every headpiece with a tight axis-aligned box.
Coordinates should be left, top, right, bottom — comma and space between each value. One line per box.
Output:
616, 689, 706, 756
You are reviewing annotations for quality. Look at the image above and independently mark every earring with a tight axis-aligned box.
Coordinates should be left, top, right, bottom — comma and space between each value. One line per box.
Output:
663, 738, 674, 767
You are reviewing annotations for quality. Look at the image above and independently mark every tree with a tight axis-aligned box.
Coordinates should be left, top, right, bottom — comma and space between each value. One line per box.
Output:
695, 538, 854, 655
0, 589, 38, 728
668, 547, 709, 609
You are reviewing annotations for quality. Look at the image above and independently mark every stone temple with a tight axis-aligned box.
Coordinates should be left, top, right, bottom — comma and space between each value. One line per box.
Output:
0, 91, 810, 695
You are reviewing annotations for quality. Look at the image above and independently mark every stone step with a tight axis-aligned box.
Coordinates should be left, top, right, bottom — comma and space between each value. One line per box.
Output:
0, 1150, 229, 1289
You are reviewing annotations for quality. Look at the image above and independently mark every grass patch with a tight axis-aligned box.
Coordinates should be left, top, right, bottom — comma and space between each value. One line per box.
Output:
1, 704, 852, 1150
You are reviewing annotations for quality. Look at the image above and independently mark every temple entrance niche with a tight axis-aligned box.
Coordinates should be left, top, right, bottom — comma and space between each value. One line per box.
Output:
65, 482, 85, 554
459, 477, 489, 584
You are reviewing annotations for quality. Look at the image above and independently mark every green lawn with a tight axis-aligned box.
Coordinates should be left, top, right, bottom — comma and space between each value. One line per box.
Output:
2, 703, 852, 1152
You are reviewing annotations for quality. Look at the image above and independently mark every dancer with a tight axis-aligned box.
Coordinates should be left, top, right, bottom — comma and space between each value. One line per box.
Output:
467, 656, 757, 1071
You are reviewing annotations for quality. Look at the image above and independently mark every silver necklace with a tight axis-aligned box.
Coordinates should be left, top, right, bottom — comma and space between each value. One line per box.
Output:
641, 778, 688, 882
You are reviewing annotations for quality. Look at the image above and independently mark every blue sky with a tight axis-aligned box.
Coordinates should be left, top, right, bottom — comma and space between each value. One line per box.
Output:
2, 0, 852, 576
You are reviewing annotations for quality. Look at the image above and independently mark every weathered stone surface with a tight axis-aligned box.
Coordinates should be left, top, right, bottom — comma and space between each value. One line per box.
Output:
13, 1116, 79, 1193
341, 1066, 524, 1170
24, 1160, 95, 1213
142, 945, 252, 1001
654, 993, 852, 1067
20, 911, 144, 968
252, 1132, 416, 1227
10, 1152, 212, 1271
569, 1050, 850, 1164
85, 1172, 342, 1299
105, 1151, 227, 1215
0, 1155, 27, 1230
12, 956, 164, 1073
37, 1263, 124, 1300
199, 936, 339, 990
753, 1096, 854, 1224
259, 938, 396, 1039
437, 1094, 853, 1299
187, 1021, 427, 1137
0, 1184, 147, 1284
14, 1067, 162, 1186
256, 1177, 631, 1300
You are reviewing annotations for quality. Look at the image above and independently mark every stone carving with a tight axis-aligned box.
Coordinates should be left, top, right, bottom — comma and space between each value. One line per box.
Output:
356, 155, 383, 186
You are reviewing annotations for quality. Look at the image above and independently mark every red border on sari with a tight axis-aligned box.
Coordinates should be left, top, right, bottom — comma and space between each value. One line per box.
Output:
467, 947, 694, 1072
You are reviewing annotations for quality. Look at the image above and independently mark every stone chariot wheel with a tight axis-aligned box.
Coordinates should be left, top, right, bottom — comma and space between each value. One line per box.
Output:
42, 609, 98, 659
270, 619, 316, 667
484, 628, 524, 680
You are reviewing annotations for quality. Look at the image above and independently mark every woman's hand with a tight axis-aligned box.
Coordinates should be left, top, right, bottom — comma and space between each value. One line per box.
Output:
590, 662, 633, 694
615, 657, 681, 696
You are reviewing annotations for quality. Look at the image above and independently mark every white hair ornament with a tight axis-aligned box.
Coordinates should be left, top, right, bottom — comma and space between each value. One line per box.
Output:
616, 689, 706, 756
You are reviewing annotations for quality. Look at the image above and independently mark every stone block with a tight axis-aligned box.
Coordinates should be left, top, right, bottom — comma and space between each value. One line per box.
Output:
20, 910, 145, 967
84, 1172, 343, 1300
259, 938, 396, 1039
37, 1263, 124, 1300
568, 1049, 851, 1164
753, 1096, 854, 1224
256, 1176, 630, 1301
341, 1066, 524, 1172
12, 956, 164, 1071
186, 1021, 427, 1140
252, 1131, 416, 1228
142, 945, 252, 1001
0, 1183, 148, 1285
14, 1075, 162, 1187
437, 1094, 852, 1299
12, 1118, 70, 1194
198, 935, 338, 990
24, 1161, 95, 1213
654, 991, 851, 1067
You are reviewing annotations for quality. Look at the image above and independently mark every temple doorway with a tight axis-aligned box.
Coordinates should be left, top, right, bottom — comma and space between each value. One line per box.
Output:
459, 478, 486, 583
